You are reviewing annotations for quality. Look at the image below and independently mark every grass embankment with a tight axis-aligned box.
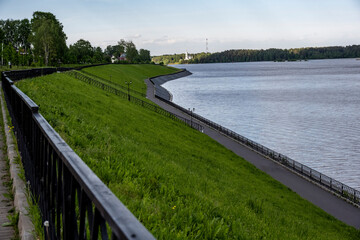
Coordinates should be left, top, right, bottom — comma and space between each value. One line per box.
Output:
81, 64, 179, 95
16, 64, 359, 239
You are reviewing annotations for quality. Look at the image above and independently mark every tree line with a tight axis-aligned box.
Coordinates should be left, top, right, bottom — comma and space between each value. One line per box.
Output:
189, 46, 360, 63
152, 53, 186, 65
152, 52, 210, 65
0, 11, 151, 67
152, 45, 360, 65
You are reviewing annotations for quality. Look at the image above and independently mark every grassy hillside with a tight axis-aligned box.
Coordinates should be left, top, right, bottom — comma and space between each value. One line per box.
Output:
16, 64, 359, 239
81, 64, 179, 95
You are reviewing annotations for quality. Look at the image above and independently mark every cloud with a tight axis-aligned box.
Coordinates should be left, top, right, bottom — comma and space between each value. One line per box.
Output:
125, 34, 142, 40
142, 35, 178, 45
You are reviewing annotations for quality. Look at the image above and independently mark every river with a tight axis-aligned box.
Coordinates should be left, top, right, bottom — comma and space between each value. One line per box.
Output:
166, 59, 360, 190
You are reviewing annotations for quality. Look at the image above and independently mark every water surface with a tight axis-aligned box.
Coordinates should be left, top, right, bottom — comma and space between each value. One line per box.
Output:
166, 59, 360, 190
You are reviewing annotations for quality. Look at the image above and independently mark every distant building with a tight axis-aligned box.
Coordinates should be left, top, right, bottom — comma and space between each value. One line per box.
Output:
184, 51, 192, 61
119, 53, 127, 61
111, 54, 127, 63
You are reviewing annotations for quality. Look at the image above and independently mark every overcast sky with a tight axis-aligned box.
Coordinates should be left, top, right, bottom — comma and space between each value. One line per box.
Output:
1, 0, 360, 55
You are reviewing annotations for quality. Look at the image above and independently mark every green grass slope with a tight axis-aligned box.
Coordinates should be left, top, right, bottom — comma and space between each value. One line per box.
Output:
81, 64, 179, 95
16, 65, 359, 239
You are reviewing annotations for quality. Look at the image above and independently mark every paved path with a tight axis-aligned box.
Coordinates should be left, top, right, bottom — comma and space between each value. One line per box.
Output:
145, 78, 360, 229
0, 121, 15, 238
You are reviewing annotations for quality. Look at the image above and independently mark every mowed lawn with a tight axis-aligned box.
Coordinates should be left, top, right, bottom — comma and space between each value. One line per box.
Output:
16, 64, 359, 239
81, 64, 180, 95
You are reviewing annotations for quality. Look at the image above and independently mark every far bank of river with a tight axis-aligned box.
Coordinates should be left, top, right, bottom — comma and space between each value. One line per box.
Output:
166, 59, 360, 191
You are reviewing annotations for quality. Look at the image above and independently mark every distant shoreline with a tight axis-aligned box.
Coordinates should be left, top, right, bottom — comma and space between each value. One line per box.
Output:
152, 45, 360, 65
166, 57, 360, 65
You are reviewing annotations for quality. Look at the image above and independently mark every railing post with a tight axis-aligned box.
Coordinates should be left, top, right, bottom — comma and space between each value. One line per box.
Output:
354, 190, 356, 202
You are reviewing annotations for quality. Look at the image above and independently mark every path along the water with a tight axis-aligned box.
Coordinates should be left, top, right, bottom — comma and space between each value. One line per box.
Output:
145, 78, 360, 229
0, 115, 14, 238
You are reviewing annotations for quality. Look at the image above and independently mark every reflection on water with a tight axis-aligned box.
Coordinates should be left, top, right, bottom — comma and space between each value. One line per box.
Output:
166, 59, 360, 190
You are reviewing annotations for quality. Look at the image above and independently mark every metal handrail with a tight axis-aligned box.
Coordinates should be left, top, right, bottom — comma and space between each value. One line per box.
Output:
2, 69, 155, 239
80, 70, 146, 97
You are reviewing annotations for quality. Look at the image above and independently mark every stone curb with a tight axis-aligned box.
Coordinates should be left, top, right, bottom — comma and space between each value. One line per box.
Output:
0, 87, 35, 240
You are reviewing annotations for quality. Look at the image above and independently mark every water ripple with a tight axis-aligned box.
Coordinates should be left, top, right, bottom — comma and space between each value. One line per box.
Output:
167, 59, 360, 190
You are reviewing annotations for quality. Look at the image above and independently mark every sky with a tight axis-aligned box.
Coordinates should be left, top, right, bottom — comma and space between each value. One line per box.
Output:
1, 0, 360, 55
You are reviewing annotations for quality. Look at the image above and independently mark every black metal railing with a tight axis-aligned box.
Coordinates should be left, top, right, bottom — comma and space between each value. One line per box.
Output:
80, 70, 146, 97
66, 70, 204, 132
1, 63, 110, 81
3, 68, 66, 81
2, 70, 155, 240
154, 86, 360, 206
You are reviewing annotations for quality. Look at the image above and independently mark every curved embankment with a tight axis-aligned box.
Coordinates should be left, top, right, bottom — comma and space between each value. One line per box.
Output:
146, 70, 360, 229
149, 69, 191, 101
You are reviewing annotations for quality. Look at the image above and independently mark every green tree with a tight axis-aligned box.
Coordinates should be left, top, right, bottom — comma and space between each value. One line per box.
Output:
117, 39, 126, 56
125, 41, 138, 62
64, 47, 77, 64
17, 19, 31, 51
0, 27, 4, 66
93, 46, 104, 63
30, 11, 67, 66
3, 43, 16, 66
103, 40, 151, 63
0, 18, 32, 66
18, 19, 31, 66
0, 19, 19, 46
104, 45, 115, 57
139, 49, 150, 62
103, 41, 126, 59
0, 26, 3, 43
69, 39, 94, 63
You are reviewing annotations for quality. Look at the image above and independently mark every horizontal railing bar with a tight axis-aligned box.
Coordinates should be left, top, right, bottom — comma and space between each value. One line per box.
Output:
1, 67, 156, 240
31, 111, 154, 239
80, 70, 146, 97
10, 85, 39, 113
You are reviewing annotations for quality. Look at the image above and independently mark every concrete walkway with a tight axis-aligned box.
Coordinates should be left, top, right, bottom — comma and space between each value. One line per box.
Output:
0, 121, 15, 239
145, 78, 360, 229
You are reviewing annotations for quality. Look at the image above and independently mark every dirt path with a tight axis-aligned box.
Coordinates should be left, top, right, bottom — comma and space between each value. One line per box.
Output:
0, 123, 15, 239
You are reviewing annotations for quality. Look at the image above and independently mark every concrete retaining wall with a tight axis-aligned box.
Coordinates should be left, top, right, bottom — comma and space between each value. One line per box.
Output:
150, 69, 192, 101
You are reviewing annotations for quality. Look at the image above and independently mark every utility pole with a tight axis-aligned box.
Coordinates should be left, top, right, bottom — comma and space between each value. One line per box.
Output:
206, 38, 208, 53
